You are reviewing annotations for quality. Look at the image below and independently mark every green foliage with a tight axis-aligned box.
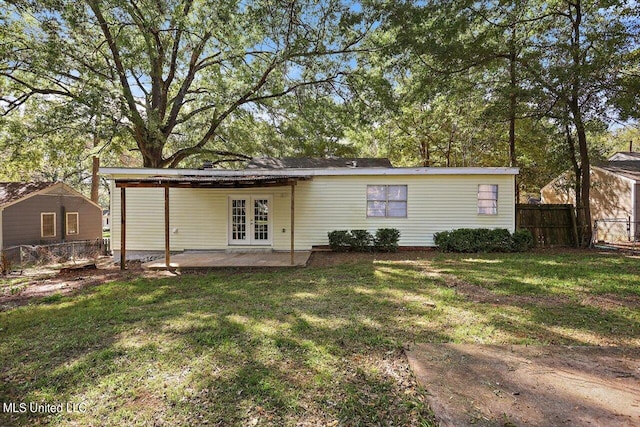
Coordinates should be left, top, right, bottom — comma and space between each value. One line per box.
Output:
374, 228, 400, 252
328, 228, 400, 252
1, 0, 373, 168
328, 230, 352, 252
512, 229, 534, 252
434, 228, 532, 253
350, 230, 374, 252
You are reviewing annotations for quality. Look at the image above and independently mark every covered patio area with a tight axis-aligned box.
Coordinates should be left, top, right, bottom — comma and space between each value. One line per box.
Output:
116, 174, 311, 270
142, 250, 311, 269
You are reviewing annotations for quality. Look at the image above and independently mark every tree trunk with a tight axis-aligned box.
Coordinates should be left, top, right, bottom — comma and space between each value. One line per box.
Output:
419, 140, 430, 166
508, 25, 519, 202
571, 102, 591, 246
91, 156, 100, 203
568, 0, 592, 247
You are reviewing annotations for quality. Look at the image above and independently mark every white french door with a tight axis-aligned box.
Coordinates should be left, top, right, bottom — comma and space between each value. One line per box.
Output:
228, 196, 272, 245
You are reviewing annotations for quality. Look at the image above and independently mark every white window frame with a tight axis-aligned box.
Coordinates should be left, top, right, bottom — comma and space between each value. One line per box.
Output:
366, 185, 408, 218
66, 212, 79, 235
478, 184, 498, 215
41, 212, 56, 238
228, 195, 273, 246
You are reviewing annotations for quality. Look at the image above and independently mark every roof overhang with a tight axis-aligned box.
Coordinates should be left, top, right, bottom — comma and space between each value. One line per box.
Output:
115, 175, 311, 189
102, 166, 519, 178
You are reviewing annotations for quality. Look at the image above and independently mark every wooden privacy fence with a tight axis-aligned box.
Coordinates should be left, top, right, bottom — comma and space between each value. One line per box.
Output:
516, 204, 578, 247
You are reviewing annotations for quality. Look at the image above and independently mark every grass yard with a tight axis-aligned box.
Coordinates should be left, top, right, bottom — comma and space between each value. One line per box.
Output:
1, 251, 638, 426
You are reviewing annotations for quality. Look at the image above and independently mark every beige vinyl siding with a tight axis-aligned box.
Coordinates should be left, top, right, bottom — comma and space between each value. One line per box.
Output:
110, 173, 515, 251
542, 168, 634, 220
294, 175, 514, 248
111, 185, 294, 251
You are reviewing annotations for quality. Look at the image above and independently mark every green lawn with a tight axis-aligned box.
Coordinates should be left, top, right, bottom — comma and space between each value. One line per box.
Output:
1, 251, 638, 426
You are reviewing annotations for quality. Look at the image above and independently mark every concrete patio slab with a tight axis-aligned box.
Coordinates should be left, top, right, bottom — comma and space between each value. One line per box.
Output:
406, 344, 640, 426
142, 251, 311, 269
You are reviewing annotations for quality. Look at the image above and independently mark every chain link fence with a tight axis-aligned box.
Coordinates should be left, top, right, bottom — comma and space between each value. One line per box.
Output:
593, 218, 639, 244
1, 239, 110, 274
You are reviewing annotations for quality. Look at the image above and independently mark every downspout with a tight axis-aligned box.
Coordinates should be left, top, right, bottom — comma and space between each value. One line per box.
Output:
61, 205, 67, 243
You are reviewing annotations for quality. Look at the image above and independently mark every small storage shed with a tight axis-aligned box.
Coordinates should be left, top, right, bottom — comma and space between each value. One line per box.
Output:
540, 152, 640, 241
0, 182, 102, 249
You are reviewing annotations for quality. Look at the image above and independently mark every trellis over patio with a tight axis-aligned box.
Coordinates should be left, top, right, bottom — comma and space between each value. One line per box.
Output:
115, 174, 312, 270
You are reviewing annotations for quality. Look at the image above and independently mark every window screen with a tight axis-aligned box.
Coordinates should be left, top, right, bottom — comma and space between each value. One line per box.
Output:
41, 213, 56, 237
66, 212, 79, 235
367, 185, 407, 218
478, 184, 498, 215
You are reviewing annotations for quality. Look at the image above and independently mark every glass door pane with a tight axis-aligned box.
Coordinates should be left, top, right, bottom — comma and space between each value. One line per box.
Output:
253, 198, 269, 242
230, 198, 247, 243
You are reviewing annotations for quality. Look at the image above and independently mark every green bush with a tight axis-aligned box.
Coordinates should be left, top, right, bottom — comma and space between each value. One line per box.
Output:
328, 228, 401, 252
512, 229, 534, 252
328, 230, 351, 252
350, 230, 374, 252
433, 228, 532, 253
374, 228, 401, 252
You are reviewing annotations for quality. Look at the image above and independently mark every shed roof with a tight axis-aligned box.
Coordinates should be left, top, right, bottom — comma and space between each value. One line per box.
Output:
0, 182, 57, 207
245, 156, 393, 169
115, 174, 311, 188
608, 152, 640, 161
595, 161, 640, 181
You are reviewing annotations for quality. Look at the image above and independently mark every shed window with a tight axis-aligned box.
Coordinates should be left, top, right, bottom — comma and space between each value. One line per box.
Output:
367, 185, 407, 217
478, 184, 498, 215
66, 212, 79, 235
41, 213, 56, 237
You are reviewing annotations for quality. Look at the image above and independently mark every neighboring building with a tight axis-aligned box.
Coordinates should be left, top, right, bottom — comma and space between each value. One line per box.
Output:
540, 153, 640, 241
103, 209, 111, 231
101, 158, 519, 260
0, 182, 102, 249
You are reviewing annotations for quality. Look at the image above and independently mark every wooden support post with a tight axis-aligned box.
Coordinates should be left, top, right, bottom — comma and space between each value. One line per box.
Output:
290, 182, 295, 266
164, 185, 171, 269
120, 187, 126, 270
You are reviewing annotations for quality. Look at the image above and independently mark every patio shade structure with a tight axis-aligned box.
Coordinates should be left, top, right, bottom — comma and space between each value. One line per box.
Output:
115, 175, 311, 269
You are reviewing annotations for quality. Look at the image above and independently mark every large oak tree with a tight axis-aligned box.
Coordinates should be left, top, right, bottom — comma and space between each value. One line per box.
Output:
1, 0, 371, 167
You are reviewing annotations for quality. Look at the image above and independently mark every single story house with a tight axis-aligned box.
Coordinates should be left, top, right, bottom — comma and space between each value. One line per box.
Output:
0, 182, 102, 249
101, 157, 518, 263
541, 152, 640, 241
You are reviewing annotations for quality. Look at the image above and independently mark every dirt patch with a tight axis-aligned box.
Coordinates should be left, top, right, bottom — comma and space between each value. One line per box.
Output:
0, 257, 171, 310
406, 344, 640, 426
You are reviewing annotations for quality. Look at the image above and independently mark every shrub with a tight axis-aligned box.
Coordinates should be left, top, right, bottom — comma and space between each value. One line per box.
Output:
350, 230, 374, 252
328, 228, 400, 252
433, 231, 451, 252
434, 228, 532, 253
374, 228, 401, 252
328, 230, 352, 252
512, 229, 534, 252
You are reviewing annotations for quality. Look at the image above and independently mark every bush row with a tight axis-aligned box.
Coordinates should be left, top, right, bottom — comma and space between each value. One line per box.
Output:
433, 228, 533, 253
328, 228, 400, 252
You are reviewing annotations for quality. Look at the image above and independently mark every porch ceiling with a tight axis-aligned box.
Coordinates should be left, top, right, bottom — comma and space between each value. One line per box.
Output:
115, 175, 311, 189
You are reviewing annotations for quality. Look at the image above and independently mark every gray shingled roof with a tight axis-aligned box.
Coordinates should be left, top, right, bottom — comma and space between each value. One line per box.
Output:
246, 156, 393, 169
0, 182, 57, 207
608, 152, 640, 161
595, 161, 640, 181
